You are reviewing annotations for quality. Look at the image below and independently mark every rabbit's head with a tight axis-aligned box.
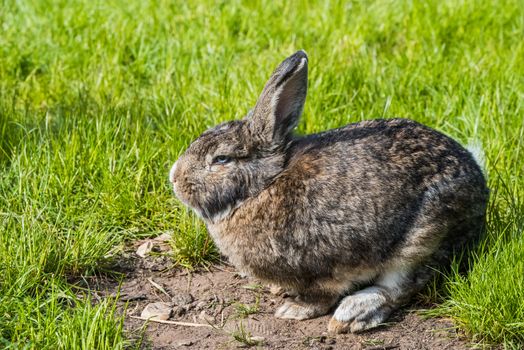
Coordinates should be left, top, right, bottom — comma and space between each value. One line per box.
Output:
170, 51, 308, 222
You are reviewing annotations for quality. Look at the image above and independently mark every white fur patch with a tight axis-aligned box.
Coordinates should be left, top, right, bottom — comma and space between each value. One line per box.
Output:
466, 140, 486, 174
169, 160, 178, 183
296, 57, 307, 72
376, 267, 411, 290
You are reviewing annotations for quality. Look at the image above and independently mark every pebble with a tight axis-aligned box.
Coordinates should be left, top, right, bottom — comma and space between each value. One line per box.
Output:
154, 231, 173, 242
136, 241, 154, 258
177, 340, 193, 347
140, 302, 172, 321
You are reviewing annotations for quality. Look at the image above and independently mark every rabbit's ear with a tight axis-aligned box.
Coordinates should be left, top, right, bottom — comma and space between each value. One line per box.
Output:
248, 50, 308, 146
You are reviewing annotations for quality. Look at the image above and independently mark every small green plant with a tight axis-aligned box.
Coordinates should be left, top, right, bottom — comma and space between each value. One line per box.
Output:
234, 296, 261, 319
230, 322, 263, 347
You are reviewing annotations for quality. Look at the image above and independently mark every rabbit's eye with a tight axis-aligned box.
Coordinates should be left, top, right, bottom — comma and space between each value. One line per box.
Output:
212, 155, 232, 164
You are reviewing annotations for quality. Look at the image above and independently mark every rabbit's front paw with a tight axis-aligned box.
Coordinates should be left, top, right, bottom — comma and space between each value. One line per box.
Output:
328, 287, 393, 334
275, 299, 331, 320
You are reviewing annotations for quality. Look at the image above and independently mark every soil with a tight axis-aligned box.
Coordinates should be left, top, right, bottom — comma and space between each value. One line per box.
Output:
93, 239, 472, 350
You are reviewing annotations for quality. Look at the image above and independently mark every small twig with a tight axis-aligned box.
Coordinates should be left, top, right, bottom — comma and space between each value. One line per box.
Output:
214, 298, 225, 317
129, 315, 213, 328
220, 309, 226, 328
147, 278, 171, 300
185, 272, 193, 292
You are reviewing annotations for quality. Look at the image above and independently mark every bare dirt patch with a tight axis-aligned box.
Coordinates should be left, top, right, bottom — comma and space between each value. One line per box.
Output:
96, 240, 470, 350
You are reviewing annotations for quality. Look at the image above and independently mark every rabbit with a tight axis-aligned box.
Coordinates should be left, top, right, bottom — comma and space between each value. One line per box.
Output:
169, 50, 489, 333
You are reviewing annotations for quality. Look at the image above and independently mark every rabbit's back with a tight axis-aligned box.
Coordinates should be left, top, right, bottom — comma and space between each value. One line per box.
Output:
285, 118, 486, 207
282, 117, 488, 259
288, 118, 482, 185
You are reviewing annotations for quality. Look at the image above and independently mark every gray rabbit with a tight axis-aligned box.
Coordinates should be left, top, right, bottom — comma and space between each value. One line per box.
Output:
169, 51, 488, 333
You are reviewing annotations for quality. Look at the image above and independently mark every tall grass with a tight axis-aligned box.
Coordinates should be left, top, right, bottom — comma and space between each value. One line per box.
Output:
0, 0, 523, 347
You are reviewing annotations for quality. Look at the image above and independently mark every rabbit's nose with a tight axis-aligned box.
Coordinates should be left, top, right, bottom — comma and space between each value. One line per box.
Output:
169, 160, 178, 184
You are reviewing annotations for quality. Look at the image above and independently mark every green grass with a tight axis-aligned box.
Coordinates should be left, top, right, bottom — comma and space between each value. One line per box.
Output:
0, 278, 127, 349
0, 0, 523, 348
429, 179, 524, 348
234, 296, 261, 319
169, 212, 219, 268
230, 321, 263, 347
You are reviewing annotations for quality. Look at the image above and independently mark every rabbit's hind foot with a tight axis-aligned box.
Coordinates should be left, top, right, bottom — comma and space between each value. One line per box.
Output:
328, 265, 424, 334
327, 286, 393, 333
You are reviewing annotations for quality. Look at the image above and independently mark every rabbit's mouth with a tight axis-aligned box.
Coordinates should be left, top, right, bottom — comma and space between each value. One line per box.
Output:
171, 180, 197, 211
169, 161, 196, 209
171, 175, 233, 223
176, 192, 237, 224
176, 183, 244, 224
172, 185, 190, 207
